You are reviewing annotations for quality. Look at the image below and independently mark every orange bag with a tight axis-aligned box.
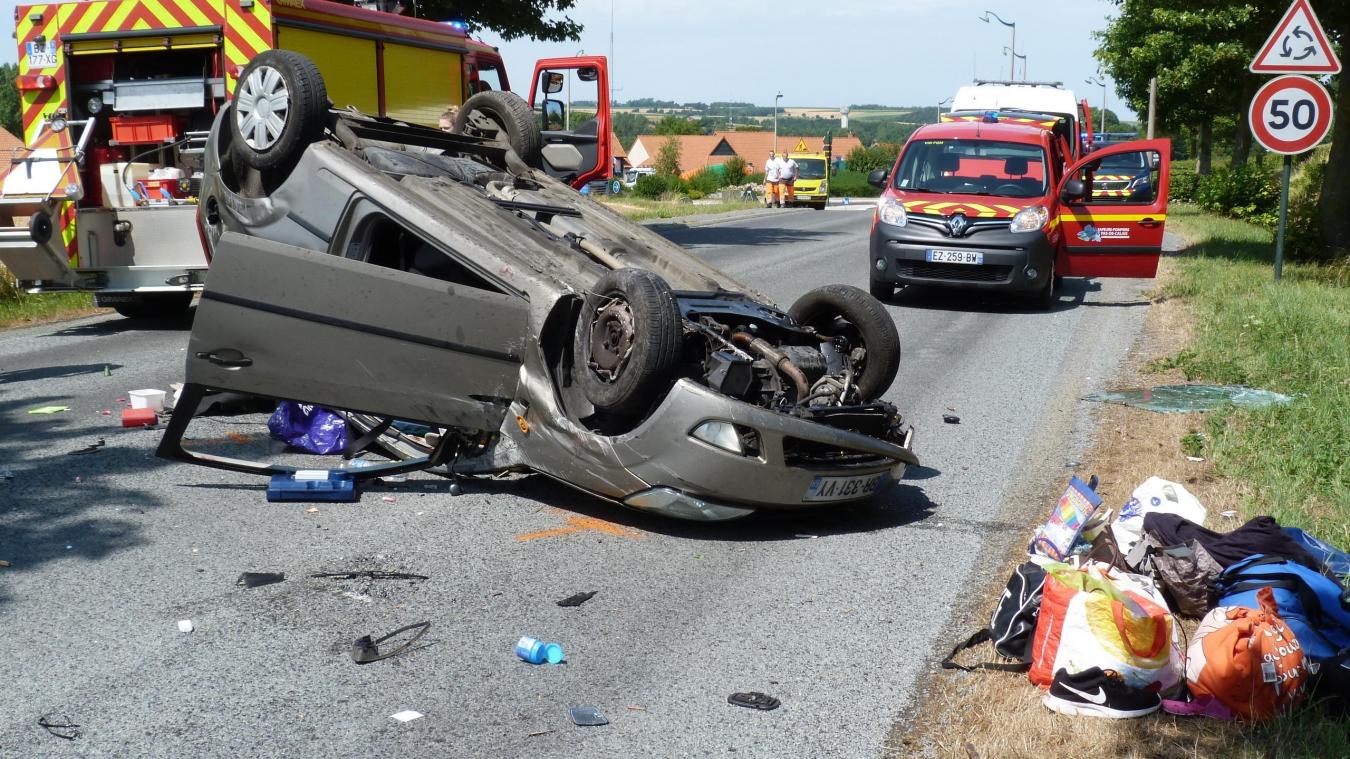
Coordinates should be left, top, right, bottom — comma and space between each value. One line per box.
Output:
1185, 587, 1313, 721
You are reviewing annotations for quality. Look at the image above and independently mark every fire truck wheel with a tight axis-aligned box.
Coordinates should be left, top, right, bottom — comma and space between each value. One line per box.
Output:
452, 91, 543, 167
230, 50, 330, 172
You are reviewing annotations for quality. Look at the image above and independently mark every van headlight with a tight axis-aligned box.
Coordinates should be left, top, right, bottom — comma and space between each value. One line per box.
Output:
876, 197, 907, 227
1009, 205, 1049, 233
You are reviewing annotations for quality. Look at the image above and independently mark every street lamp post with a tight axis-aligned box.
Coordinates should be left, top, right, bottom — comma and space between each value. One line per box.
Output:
1085, 76, 1108, 136
937, 97, 951, 123
981, 11, 1016, 80
773, 91, 783, 153
1003, 46, 1027, 81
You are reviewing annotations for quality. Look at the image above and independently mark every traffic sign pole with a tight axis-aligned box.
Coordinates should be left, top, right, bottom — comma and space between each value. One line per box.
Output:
1274, 155, 1292, 281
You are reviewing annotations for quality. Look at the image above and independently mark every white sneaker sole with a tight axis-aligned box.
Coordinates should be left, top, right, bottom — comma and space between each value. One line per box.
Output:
1042, 693, 1159, 719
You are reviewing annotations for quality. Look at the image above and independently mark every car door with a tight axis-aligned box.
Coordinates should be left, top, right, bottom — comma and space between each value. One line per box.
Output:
528, 56, 612, 189
1055, 139, 1171, 279
180, 230, 528, 432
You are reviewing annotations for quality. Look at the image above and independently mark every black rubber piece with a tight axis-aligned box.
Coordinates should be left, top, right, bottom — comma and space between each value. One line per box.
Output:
728, 692, 780, 711
573, 268, 682, 418
452, 90, 542, 167
111, 292, 195, 319
236, 572, 285, 588
788, 284, 901, 401
556, 591, 597, 607
230, 50, 330, 172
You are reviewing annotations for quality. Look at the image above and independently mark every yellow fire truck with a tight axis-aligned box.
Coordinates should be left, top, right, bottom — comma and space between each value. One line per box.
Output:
1, 0, 600, 318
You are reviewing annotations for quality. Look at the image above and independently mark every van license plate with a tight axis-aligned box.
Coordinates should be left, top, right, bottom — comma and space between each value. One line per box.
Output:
926, 249, 983, 265
804, 473, 887, 502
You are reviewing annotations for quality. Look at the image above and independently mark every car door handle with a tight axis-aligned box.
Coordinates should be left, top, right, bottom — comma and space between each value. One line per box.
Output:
1139, 218, 1161, 228
196, 350, 252, 368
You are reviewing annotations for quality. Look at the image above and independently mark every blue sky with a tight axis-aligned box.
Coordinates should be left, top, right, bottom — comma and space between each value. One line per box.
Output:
0, 0, 1134, 117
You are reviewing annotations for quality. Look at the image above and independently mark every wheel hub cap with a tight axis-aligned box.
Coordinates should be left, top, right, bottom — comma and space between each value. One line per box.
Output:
236, 65, 291, 150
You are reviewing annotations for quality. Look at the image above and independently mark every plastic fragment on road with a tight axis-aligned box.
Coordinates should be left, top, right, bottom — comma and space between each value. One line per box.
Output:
1082, 384, 1292, 414
37, 713, 81, 740
728, 692, 780, 711
568, 706, 609, 726
556, 591, 597, 608
267, 472, 356, 502
515, 636, 564, 665
351, 621, 431, 664
67, 438, 106, 456
236, 572, 285, 588
177, 620, 194, 633
382, 496, 397, 504
121, 407, 158, 427
27, 405, 69, 415
943, 414, 960, 424
0, 560, 11, 567
390, 711, 423, 723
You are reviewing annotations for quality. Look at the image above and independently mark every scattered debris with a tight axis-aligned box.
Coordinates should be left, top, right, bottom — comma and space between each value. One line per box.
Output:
121, 407, 157, 427
351, 621, 431, 664
103, 365, 111, 377
728, 692, 780, 711
568, 706, 609, 726
943, 414, 960, 424
27, 405, 69, 415
625, 705, 648, 712
556, 591, 597, 608
37, 713, 80, 740
0, 469, 14, 481
236, 572, 285, 588
177, 620, 194, 633
515, 636, 564, 665
1221, 510, 1239, 519
1186, 456, 1205, 462
1082, 384, 1292, 414
0, 560, 11, 568
67, 438, 106, 456
311, 570, 429, 581
527, 729, 556, 737
267, 472, 356, 502
128, 388, 167, 412
381, 496, 397, 504
1064, 460, 1082, 468
305, 507, 320, 514
389, 710, 423, 723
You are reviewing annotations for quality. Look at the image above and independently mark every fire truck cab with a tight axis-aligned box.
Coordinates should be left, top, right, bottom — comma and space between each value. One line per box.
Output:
1, 0, 608, 319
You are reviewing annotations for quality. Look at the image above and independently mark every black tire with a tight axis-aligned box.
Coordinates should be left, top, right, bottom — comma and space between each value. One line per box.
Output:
572, 269, 682, 417
812, 202, 827, 211
111, 293, 194, 319
453, 90, 542, 167
229, 50, 329, 172
868, 278, 894, 301
788, 284, 900, 401
1031, 262, 1057, 310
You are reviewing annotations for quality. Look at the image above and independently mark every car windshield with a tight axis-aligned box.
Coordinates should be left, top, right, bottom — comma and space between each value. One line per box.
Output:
892, 139, 1049, 198
795, 158, 826, 179
1096, 152, 1146, 171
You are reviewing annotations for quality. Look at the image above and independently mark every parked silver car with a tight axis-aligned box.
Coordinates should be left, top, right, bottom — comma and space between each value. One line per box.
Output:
159, 51, 918, 520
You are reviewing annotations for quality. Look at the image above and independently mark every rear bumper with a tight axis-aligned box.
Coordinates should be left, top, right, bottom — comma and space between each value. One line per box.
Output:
869, 219, 1054, 293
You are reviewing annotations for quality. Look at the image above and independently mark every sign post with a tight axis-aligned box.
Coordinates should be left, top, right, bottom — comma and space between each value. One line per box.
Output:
1247, 0, 1340, 281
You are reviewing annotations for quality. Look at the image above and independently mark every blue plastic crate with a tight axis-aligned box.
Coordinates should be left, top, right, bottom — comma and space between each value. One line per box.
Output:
267, 471, 357, 502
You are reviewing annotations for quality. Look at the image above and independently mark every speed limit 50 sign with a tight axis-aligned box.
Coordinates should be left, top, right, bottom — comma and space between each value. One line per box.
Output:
1249, 74, 1334, 154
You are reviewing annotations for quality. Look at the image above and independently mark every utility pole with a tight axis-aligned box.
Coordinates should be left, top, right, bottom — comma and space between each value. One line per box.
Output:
609, 0, 615, 103
937, 97, 951, 123
1004, 47, 1027, 81
981, 11, 1016, 80
1146, 76, 1157, 139
773, 91, 783, 153
1085, 76, 1108, 135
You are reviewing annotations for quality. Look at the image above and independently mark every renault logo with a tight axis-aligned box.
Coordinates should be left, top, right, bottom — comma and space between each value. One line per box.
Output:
947, 213, 970, 237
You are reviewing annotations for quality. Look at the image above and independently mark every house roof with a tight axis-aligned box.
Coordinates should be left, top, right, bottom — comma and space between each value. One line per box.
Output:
631, 131, 865, 173
630, 134, 729, 175
0, 126, 27, 158
609, 131, 626, 159
718, 132, 863, 169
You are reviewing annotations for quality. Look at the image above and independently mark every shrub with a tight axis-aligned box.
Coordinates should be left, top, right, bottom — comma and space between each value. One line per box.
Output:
686, 167, 724, 196
654, 136, 682, 177
829, 169, 882, 197
634, 173, 683, 199
721, 156, 748, 184
844, 143, 900, 173
1170, 165, 1200, 203
1193, 164, 1281, 228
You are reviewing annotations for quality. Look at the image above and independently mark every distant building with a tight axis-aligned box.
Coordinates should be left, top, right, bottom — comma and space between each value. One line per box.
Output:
628, 132, 863, 176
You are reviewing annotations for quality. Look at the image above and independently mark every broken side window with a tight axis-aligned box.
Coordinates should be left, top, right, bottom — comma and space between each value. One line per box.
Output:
346, 212, 503, 294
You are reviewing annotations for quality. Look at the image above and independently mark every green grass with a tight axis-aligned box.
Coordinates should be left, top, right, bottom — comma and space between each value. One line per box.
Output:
598, 196, 760, 222
0, 267, 97, 327
1164, 204, 1350, 547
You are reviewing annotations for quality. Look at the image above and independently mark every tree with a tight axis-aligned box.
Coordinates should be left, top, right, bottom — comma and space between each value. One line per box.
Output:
654, 136, 681, 177
0, 64, 21, 137
420, 0, 581, 42
1318, 18, 1349, 255
722, 155, 748, 183
611, 112, 648, 152
652, 115, 701, 135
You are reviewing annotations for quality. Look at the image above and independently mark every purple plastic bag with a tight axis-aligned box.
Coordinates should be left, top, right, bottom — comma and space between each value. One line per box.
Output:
267, 401, 348, 455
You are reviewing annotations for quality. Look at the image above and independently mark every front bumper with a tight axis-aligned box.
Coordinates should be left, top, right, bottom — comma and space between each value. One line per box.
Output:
869, 218, 1054, 293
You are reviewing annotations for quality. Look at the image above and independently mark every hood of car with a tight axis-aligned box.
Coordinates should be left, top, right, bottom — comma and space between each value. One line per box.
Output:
889, 190, 1041, 220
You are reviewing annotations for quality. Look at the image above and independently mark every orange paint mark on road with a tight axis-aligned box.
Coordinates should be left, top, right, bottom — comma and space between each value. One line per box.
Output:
516, 514, 644, 542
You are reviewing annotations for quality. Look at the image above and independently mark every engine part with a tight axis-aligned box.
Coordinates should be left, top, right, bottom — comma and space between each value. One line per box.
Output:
778, 345, 829, 384
705, 349, 756, 398
731, 331, 809, 401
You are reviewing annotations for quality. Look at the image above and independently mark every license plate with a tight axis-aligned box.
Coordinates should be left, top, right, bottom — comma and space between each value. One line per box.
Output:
804, 472, 887, 502
926, 249, 983, 265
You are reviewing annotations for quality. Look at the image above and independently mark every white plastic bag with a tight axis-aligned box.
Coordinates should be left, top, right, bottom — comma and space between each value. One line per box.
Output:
1111, 477, 1206, 555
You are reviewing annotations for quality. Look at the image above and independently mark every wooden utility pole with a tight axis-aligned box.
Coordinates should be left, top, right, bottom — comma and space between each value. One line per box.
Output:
1147, 77, 1157, 139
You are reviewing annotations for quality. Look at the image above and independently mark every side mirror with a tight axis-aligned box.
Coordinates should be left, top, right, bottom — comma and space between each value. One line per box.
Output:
1060, 178, 1087, 203
867, 169, 889, 189
1148, 151, 1160, 169
577, 66, 599, 82
543, 99, 565, 130
544, 72, 565, 94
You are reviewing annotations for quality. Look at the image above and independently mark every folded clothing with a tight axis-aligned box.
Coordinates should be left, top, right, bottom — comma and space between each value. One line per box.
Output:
1142, 513, 1319, 570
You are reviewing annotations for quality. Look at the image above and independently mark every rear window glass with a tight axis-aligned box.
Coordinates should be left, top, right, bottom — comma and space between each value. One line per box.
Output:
892, 139, 1048, 198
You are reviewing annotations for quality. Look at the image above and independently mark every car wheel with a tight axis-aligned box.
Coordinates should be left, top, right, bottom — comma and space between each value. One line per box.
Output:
230, 50, 329, 172
813, 202, 827, 210
868, 278, 894, 301
789, 285, 900, 401
110, 293, 194, 320
1032, 263, 1057, 310
573, 268, 682, 417
453, 90, 543, 167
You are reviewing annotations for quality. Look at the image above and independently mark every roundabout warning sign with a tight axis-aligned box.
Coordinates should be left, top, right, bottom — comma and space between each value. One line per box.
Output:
1248, 74, 1334, 155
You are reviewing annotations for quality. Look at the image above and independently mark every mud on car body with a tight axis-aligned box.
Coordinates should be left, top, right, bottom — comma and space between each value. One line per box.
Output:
160, 51, 918, 521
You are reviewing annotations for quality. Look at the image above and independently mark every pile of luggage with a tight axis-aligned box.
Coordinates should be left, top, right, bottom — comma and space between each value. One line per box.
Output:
945, 476, 1350, 721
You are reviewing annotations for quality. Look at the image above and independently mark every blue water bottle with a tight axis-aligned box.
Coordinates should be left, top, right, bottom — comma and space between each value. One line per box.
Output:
515, 636, 564, 665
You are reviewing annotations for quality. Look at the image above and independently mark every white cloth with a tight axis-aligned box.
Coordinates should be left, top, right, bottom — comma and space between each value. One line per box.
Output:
764, 157, 782, 182
780, 158, 798, 181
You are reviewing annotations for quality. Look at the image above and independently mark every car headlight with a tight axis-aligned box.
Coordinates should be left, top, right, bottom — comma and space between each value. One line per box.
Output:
1009, 205, 1049, 233
690, 420, 759, 456
876, 197, 907, 227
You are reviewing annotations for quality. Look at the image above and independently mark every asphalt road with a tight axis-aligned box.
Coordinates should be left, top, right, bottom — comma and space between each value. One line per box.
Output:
0, 205, 1157, 757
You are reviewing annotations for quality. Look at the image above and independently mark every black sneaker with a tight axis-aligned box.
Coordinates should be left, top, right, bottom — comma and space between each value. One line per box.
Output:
1042, 667, 1161, 719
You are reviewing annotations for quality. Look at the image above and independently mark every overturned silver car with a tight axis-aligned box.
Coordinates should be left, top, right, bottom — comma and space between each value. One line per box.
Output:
159, 51, 918, 520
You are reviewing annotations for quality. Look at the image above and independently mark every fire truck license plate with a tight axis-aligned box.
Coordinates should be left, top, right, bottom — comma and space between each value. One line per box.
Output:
804, 473, 886, 502
926, 249, 983, 265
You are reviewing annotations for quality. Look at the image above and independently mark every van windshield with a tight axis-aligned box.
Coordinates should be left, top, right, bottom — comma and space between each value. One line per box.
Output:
892, 139, 1048, 198
794, 158, 826, 179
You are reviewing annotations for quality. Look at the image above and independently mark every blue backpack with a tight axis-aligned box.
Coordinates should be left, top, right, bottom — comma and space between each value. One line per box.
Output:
1212, 554, 1350, 663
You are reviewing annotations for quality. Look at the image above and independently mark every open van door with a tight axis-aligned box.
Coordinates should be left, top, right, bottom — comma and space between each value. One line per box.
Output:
528, 56, 612, 190
1055, 138, 1170, 279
